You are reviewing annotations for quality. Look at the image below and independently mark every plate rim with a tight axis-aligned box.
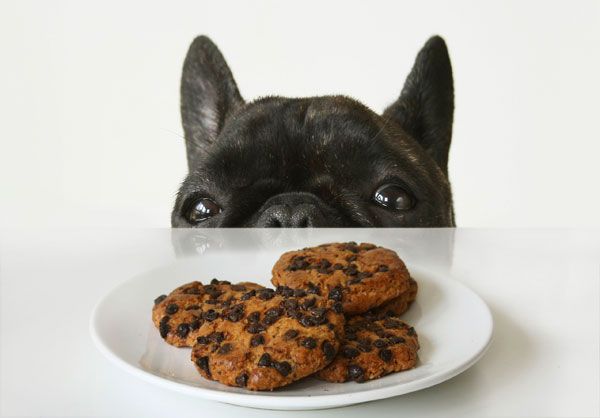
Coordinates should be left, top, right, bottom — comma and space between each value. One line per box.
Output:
90, 263, 494, 410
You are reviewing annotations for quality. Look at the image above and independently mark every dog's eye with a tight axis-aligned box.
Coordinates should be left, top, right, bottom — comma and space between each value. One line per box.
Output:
373, 184, 414, 210
186, 198, 222, 224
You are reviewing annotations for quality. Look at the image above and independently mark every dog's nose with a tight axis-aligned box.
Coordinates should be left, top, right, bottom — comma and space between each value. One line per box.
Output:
258, 203, 325, 227
256, 192, 329, 227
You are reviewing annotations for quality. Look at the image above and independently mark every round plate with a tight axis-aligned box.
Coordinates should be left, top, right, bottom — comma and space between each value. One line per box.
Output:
90, 252, 493, 410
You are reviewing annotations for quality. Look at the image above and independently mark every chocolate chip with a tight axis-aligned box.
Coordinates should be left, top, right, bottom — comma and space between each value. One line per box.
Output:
154, 294, 167, 305
205, 299, 219, 305
347, 278, 362, 285
196, 356, 210, 376
274, 361, 292, 376
284, 299, 299, 310
359, 271, 373, 279
165, 303, 179, 314
361, 243, 377, 250
230, 284, 247, 291
342, 346, 360, 358
258, 353, 272, 367
327, 323, 335, 330
357, 339, 372, 352
322, 341, 335, 361
310, 307, 326, 318
333, 263, 344, 270
299, 315, 316, 327
347, 364, 364, 381
346, 325, 358, 334
159, 315, 170, 326
388, 336, 406, 344
302, 297, 316, 309
375, 330, 388, 338
373, 339, 388, 348
379, 348, 393, 362
378, 265, 389, 272
209, 332, 225, 343
235, 373, 248, 387
301, 337, 317, 349
220, 280, 231, 285
262, 315, 278, 326
384, 319, 402, 329
345, 265, 358, 276
284, 329, 299, 340
205, 288, 223, 299
306, 283, 321, 295
287, 257, 309, 271
346, 255, 357, 262
287, 309, 302, 320
345, 332, 357, 341
367, 322, 383, 333
203, 309, 218, 322
185, 305, 200, 311
248, 311, 260, 323
159, 322, 170, 338
176, 323, 190, 338
345, 243, 359, 253
276, 286, 294, 297
407, 327, 416, 336
217, 343, 233, 354
258, 289, 275, 300
241, 290, 256, 300
247, 323, 265, 334
250, 334, 265, 346
190, 318, 202, 330
210, 278, 219, 285
328, 286, 343, 302
293, 289, 307, 298
196, 336, 209, 344
227, 309, 244, 322
265, 307, 282, 318
333, 302, 343, 313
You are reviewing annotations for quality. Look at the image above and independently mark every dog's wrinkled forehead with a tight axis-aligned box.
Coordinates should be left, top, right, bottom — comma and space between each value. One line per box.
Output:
203, 96, 405, 184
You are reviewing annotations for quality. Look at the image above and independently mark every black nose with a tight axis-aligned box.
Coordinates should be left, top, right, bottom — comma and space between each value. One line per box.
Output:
256, 193, 328, 227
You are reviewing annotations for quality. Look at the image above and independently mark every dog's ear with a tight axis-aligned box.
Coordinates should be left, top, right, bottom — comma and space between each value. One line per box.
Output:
383, 36, 454, 175
181, 36, 244, 170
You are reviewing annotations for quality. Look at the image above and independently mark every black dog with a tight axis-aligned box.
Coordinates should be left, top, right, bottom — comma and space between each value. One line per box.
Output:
172, 36, 455, 227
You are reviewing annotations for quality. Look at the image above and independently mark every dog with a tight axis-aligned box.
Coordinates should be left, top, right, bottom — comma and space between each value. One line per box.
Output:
172, 35, 455, 227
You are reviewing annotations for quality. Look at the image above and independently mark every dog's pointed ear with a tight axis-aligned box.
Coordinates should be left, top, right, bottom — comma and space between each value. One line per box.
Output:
383, 36, 454, 175
181, 36, 244, 170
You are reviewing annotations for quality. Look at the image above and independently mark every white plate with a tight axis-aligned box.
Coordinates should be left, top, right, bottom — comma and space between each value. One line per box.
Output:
90, 252, 493, 410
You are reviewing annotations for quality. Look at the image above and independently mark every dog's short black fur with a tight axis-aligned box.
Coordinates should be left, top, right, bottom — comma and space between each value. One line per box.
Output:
172, 36, 455, 227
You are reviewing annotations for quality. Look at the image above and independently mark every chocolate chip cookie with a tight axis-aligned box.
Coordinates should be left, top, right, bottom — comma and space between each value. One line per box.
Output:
152, 279, 264, 347
370, 277, 418, 317
190, 286, 345, 391
317, 311, 419, 383
271, 242, 412, 315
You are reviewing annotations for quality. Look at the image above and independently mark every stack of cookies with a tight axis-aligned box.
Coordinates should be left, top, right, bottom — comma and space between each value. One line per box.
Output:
152, 242, 419, 391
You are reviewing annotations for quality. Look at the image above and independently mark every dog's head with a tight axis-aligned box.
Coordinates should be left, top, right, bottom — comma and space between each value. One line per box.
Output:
172, 36, 455, 227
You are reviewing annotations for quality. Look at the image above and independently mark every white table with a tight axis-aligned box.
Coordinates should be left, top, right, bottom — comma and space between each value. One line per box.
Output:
1, 228, 599, 417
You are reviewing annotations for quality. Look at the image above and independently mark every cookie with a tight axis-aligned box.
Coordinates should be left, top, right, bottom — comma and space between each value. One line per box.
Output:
271, 242, 412, 315
190, 286, 345, 391
370, 277, 418, 317
317, 312, 419, 383
152, 279, 264, 347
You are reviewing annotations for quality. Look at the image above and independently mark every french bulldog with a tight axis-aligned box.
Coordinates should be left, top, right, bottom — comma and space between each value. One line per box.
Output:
172, 35, 455, 227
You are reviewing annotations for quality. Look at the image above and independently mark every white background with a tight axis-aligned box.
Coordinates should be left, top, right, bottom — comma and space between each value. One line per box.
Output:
1, 0, 599, 227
